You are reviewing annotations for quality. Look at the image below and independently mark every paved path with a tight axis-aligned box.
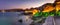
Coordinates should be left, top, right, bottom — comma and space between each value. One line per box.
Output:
54, 17, 60, 25
43, 16, 60, 25
43, 16, 54, 25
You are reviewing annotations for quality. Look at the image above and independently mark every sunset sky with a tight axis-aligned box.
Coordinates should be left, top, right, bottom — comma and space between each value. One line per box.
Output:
0, 0, 55, 10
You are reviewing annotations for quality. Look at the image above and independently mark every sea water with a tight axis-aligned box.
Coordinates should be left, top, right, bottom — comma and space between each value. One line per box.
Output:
0, 12, 33, 25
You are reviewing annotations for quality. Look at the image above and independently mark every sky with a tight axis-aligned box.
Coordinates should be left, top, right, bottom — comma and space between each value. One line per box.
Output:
0, 0, 55, 10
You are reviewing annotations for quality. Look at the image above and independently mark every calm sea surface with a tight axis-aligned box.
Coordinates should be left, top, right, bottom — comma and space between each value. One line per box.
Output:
0, 12, 33, 25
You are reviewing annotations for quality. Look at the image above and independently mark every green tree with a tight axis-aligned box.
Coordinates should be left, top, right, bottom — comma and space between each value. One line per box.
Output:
42, 12, 49, 18
49, 12, 55, 16
56, 11, 60, 16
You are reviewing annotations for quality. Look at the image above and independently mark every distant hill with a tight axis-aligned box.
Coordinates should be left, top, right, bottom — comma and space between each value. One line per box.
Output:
4, 9, 25, 12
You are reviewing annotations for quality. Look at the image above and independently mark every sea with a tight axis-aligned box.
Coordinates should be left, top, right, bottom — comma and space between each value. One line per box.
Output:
0, 12, 33, 25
